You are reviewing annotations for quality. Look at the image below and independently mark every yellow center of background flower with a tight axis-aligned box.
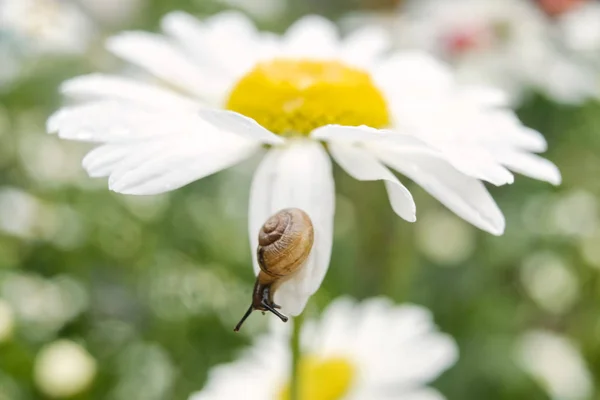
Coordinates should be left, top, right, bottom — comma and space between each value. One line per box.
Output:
226, 59, 390, 136
278, 356, 356, 400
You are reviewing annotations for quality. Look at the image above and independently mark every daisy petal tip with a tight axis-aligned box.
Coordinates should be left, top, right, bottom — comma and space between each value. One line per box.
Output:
46, 120, 58, 134
489, 222, 505, 236
105, 31, 139, 53
549, 167, 562, 186
552, 175, 562, 186
494, 171, 515, 186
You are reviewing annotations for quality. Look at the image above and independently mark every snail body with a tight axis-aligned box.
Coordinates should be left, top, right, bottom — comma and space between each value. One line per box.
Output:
234, 208, 314, 332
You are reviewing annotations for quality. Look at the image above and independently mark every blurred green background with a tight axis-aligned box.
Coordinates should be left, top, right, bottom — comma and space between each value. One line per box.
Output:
1, 0, 599, 399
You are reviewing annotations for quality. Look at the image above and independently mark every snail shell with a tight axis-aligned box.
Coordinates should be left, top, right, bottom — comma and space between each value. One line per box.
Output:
257, 208, 314, 284
234, 208, 314, 332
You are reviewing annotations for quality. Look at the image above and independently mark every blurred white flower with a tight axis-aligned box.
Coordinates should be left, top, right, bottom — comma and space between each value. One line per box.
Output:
48, 12, 559, 315
78, 0, 145, 27
190, 298, 458, 400
520, 252, 578, 314
0, 0, 93, 55
0, 299, 15, 343
34, 340, 97, 398
0, 0, 95, 90
555, 0, 600, 63
516, 330, 593, 400
398, 0, 599, 104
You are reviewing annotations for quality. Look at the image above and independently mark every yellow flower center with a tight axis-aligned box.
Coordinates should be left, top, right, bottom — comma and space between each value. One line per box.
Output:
226, 59, 390, 136
278, 356, 356, 400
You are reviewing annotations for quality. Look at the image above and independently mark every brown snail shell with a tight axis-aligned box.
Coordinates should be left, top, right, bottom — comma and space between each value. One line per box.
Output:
234, 208, 314, 332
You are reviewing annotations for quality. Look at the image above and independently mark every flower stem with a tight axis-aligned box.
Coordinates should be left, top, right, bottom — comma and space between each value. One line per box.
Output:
290, 313, 304, 400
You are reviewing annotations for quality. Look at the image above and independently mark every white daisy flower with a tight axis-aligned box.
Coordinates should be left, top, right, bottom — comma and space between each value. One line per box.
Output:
190, 297, 458, 400
0, 0, 94, 55
397, 0, 599, 104
554, 0, 600, 63
47, 12, 559, 315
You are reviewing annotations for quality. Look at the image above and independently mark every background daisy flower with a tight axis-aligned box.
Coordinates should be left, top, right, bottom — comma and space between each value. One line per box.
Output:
48, 11, 558, 316
190, 297, 458, 400
396, 0, 599, 104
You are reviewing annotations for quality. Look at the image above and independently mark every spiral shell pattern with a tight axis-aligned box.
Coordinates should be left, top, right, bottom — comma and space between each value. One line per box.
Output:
257, 208, 314, 279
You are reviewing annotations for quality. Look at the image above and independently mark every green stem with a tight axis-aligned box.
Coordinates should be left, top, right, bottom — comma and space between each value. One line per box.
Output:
290, 313, 304, 400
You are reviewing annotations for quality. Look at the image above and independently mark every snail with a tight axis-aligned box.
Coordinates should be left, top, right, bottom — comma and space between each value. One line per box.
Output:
234, 208, 314, 332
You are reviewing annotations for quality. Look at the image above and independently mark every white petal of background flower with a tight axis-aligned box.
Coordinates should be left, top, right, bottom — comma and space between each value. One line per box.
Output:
191, 337, 287, 400
373, 147, 505, 235
348, 388, 447, 400
190, 298, 457, 400
328, 141, 416, 222
249, 140, 334, 316
392, 389, 447, 400
309, 298, 458, 390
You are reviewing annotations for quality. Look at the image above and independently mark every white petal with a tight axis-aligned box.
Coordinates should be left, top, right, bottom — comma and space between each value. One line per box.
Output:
461, 85, 510, 108
198, 109, 285, 145
190, 336, 286, 400
106, 135, 259, 195
349, 387, 447, 400
82, 144, 131, 177
281, 15, 339, 58
341, 26, 391, 68
324, 299, 458, 389
48, 101, 211, 143
312, 125, 437, 155
395, 389, 447, 400
374, 51, 454, 102
440, 145, 515, 186
106, 31, 223, 100
495, 151, 561, 185
479, 111, 548, 152
329, 142, 416, 222
507, 127, 548, 153
160, 11, 257, 79
60, 74, 200, 111
249, 140, 334, 315
48, 102, 164, 141
373, 147, 505, 235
